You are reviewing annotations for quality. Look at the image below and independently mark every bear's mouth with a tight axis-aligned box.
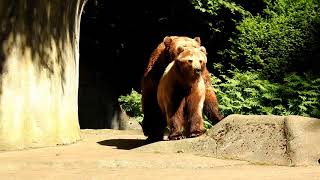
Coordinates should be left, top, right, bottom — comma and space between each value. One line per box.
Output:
191, 72, 201, 80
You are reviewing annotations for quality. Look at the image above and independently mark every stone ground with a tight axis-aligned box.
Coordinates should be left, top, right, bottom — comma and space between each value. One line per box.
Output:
0, 129, 319, 180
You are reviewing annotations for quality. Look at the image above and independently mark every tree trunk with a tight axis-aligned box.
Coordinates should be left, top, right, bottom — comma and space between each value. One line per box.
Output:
0, 0, 86, 150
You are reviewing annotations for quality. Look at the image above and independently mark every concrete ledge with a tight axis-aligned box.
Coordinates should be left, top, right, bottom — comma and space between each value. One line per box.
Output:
135, 115, 320, 166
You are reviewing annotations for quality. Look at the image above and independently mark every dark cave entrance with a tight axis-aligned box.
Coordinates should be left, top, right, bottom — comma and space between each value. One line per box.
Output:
78, 0, 217, 129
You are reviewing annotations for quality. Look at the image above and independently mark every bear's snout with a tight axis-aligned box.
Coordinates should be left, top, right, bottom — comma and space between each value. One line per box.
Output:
194, 68, 202, 75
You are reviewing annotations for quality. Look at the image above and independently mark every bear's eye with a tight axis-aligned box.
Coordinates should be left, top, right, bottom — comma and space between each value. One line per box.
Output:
188, 60, 193, 63
199, 60, 203, 63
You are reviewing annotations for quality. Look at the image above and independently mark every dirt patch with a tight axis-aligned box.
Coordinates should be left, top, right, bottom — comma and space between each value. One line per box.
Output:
0, 128, 319, 179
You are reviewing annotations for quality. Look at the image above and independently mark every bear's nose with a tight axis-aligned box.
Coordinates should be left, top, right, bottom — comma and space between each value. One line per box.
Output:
194, 68, 201, 75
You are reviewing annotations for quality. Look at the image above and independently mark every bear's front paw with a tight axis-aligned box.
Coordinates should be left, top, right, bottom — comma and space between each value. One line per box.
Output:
188, 129, 206, 138
168, 134, 185, 140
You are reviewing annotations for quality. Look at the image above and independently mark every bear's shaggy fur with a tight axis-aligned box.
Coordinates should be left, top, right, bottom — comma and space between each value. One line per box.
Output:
157, 47, 207, 140
141, 36, 223, 143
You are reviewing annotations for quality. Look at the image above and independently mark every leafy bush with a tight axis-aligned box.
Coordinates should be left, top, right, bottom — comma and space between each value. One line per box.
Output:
211, 72, 320, 118
219, 0, 320, 79
191, 0, 250, 32
212, 71, 283, 116
191, 0, 320, 119
118, 89, 143, 118
280, 73, 320, 117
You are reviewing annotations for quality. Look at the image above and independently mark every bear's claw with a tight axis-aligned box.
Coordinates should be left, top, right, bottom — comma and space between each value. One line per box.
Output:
188, 130, 206, 138
168, 134, 185, 140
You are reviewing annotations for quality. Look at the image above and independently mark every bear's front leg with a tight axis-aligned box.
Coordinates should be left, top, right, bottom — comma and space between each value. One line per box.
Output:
168, 98, 186, 140
186, 87, 206, 138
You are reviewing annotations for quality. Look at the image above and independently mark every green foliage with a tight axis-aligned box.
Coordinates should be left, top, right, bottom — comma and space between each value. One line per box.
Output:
191, 0, 250, 32
212, 72, 320, 118
192, 0, 249, 16
204, 116, 214, 129
118, 89, 143, 117
280, 73, 320, 117
192, 0, 320, 119
212, 71, 283, 116
219, 0, 320, 79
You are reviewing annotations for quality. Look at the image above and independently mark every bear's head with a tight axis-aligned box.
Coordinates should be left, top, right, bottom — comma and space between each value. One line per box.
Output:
163, 36, 201, 61
174, 46, 207, 82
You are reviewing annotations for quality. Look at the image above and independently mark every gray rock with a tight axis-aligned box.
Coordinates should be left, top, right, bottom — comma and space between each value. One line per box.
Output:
126, 118, 143, 131
208, 115, 290, 165
285, 115, 320, 166
136, 114, 320, 166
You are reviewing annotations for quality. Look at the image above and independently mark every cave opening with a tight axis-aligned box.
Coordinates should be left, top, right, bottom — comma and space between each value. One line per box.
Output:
78, 0, 217, 129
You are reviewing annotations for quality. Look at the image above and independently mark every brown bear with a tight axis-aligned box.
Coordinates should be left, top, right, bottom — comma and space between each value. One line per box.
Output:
141, 36, 223, 143
157, 46, 207, 140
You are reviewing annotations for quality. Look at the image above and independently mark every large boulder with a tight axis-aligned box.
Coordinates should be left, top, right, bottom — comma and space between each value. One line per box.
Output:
135, 114, 320, 166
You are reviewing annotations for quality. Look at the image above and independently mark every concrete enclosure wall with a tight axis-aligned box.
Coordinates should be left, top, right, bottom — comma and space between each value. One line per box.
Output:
0, 0, 87, 150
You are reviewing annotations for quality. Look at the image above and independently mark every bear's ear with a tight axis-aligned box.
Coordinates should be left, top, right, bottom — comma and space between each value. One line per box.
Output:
194, 37, 201, 44
177, 46, 184, 54
163, 36, 172, 48
199, 46, 207, 54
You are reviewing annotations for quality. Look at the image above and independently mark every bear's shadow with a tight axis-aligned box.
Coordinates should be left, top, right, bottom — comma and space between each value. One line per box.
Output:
97, 139, 146, 150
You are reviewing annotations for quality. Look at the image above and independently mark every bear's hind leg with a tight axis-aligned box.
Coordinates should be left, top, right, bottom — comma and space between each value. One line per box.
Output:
204, 89, 224, 123
142, 103, 166, 143
203, 70, 224, 124
141, 81, 166, 143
